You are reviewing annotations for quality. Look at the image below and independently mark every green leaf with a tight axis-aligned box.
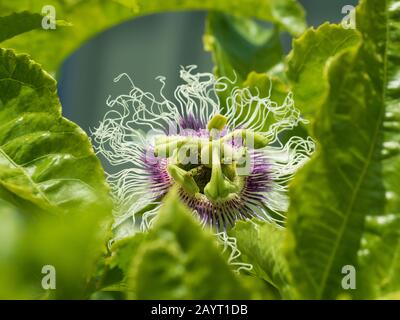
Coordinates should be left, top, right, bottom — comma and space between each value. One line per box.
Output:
205, 13, 284, 82
358, 215, 400, 297
229, 219, 290, 297
1, 0, 305, 73
380, 0, 400, 267
285, 0, 395, 299
125, 188, 256, 299
287, 23, 361, 116
0, 201, 110, 299
0, 48, 111, 215
108, 233, 146, 273
140, 0, 306, 36
357, 0, 400, 298
0, 200, 25, 298
0, 11, 43, 43
243, 72, 289, 105
128, 239, 189, 299
0, 10, 71, 43
377, 291, 400, 300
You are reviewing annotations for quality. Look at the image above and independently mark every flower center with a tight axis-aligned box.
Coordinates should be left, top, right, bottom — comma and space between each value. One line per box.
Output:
154, 114, 268, 202
181, 165, 211, 194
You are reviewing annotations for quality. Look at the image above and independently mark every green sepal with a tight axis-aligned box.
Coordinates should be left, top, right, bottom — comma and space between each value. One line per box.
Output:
207, 114, 228, 132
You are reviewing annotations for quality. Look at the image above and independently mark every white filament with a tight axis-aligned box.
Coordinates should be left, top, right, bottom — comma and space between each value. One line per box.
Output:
216, 231, 253, 274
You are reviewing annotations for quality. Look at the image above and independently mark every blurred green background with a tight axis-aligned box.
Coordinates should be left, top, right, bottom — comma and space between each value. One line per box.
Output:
58, 0, 357, 134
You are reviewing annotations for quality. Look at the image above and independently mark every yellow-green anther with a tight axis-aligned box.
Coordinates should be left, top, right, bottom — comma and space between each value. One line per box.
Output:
221, 144, 247, 163
221, 129, 243, 142
154, 140, 185, 158
155, 136, 185, 145
222, 129, 268, 149
207, 114, 228, 132
167, 164, 199, 195
222, 163, 237, 181
204, 142, 239, 201
245, 131, 269, 149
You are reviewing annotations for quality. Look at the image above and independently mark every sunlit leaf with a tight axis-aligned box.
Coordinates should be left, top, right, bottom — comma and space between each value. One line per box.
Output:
357, 0, 400, 298
124, 189, 254, 299
285, 0, 399, 299
287, 23, 361, 116
205, 13, 284, 82
0, 199, 110, 299
229, 219, 290, 298
0, 12, 43, 43
1, 0, 305, 73
0, 48, 111, 215
358, 215, 400, 297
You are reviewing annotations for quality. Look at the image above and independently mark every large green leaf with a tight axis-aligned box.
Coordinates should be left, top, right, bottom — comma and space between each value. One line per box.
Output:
287, 23, 361, 116
0, 11, 71, 44
0, 12, 44, 43
229, 220, 290, 298
357, 0, 400, 299
0, 48, 111, 215
1, 0, 305, 73
358, 215, 400, 298
285, 0, 395, 299
0, 200, 25, 298
131, 0, 306, 36
121, 188, 274, 299
0, 199, 110, 299
205, 13, 284, 82
125, 189, 251, 299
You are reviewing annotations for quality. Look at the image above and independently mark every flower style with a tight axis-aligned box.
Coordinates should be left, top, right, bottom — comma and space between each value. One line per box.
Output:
93, 66, 314, 239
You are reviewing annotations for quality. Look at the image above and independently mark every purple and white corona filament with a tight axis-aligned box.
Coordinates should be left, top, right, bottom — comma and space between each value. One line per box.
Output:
93, 66, 314, 238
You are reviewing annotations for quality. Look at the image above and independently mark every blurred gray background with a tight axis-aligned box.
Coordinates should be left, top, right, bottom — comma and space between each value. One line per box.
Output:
58, 0, 358, 133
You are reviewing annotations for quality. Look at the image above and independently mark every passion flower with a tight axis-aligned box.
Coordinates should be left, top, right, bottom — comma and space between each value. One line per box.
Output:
93, 66, 314, 238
